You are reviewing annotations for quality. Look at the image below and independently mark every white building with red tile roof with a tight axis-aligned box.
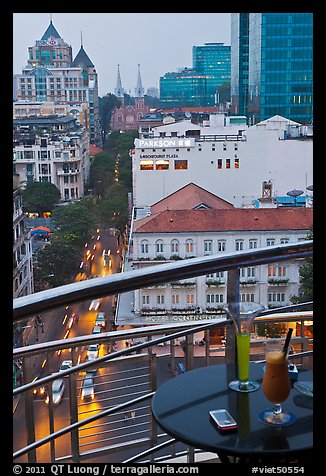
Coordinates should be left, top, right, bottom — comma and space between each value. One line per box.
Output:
130, 200, 312, 319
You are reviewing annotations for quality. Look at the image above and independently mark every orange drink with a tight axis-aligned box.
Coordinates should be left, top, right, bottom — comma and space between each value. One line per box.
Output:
259, 339, 296, 426
263, 349, 291, 404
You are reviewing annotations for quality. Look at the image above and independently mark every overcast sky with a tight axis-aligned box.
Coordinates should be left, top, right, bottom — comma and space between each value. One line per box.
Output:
13, 12, 231, 97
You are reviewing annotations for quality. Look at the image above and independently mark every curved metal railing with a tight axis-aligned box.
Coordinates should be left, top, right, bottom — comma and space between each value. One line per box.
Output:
13, 240, 313, 463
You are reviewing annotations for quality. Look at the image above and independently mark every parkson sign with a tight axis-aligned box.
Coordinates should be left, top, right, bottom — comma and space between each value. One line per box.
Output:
134, 138, 195, 149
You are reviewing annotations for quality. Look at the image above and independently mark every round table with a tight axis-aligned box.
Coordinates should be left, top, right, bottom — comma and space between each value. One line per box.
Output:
152, 363, 313, 463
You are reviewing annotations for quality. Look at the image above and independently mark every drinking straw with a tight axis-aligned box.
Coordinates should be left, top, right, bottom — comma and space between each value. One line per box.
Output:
282, 328, 293, 357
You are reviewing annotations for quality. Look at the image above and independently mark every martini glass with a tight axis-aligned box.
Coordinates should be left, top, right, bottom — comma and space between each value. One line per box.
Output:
224, 301, 265, 393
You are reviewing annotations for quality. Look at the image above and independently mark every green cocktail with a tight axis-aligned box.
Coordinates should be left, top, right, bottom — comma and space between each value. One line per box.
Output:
224, 302, 264, 393
236, 332, 250, 382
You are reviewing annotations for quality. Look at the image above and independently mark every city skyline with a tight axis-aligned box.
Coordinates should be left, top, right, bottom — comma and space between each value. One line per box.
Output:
13, 12, 231, 97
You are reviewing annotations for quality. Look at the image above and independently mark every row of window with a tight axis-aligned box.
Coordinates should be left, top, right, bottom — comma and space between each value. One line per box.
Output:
141, 292, 286, 305
140, 158, 240, 171
140, 237, 290, 255
14, 150, 79, 160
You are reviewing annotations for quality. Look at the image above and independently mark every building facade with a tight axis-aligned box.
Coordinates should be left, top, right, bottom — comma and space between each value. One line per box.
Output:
231, 13, 313, 124
14, 20, 101, 145
13, 100, 89, 130
130, 194, 312, 322
230, 13, 250, 117
13, 117, 90, 202
13, 175, 34, 298
131, 114, 313, 209
160, 43, 231, 108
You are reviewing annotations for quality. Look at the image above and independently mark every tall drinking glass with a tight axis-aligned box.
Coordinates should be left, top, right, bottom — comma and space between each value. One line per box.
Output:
259, 340, 296, 426
224, 302, 265, 393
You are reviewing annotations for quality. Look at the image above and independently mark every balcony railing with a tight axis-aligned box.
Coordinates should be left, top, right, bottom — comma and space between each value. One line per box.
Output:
13, 241, 313, 463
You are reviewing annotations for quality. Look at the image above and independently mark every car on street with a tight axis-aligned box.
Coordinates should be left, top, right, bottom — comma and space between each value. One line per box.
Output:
60, 360, 73, 371
89, 299, 101, 311
92, 325, 102, 334
95, 312, 106, 327
87, 344, 99, 360
45, 378, 65, 406
80, 372, 95, 401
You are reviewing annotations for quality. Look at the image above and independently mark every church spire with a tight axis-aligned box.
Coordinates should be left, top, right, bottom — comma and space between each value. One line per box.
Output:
114, 64, 124, 98
135, 64, 144, 98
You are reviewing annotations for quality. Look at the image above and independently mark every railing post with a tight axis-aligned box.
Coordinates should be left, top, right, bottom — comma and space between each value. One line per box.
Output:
149, 353, 158, 460
185, 333, 194, 371
69, 347, 80, 462
23, 356, 37, 463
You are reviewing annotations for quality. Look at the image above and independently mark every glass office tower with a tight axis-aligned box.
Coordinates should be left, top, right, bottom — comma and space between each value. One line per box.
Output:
160, 69, 209, 108
247, 13, 313, 124
160, 43, 231, 108
231, 13, 250, 117
192, 42, 231, 103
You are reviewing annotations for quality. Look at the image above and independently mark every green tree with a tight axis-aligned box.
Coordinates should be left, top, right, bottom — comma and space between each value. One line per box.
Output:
99, 94, 121, 146
290, 227, 313, 304
216, 81, 231, 103
51, 202, 96, 246
97, 184, 129, 230
34, 236, 82, 287
22, 181, 61, 214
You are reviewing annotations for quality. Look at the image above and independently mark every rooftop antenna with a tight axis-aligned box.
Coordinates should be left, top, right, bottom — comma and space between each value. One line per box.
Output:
50, 13, 52, 23
80, 30, 83, 48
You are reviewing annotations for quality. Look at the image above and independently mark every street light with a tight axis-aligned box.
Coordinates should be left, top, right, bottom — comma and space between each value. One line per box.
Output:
286, 189, 304, 207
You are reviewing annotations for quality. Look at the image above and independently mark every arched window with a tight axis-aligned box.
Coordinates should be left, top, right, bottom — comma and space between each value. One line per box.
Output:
155, 239, 164, 256
171, 239, 179, 255
185, 239, 194, 255
140, 240, 149, 255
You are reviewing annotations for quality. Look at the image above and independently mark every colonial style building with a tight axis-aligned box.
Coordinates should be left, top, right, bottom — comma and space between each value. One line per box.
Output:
110, 64, 150, 132
128, 184, 312, 323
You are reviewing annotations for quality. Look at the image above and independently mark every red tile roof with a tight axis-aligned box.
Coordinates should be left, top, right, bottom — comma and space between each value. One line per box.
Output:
151, 183, 234, 213
89, 144, 103, 155
134, 208, 313, 233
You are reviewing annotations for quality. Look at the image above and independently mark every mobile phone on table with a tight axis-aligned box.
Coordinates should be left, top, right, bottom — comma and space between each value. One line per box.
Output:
209, 409, 237, 431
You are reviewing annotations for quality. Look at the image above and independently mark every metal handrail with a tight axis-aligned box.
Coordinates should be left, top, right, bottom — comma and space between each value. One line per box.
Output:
13, 240, 313, 463
13, 319, 227, 396
13, 240, 313, 321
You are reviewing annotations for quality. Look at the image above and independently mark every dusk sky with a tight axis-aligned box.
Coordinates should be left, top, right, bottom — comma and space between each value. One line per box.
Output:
13, 12, 232, 97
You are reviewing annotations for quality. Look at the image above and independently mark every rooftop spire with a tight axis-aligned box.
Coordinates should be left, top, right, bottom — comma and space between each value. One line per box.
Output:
41, 18, 61, 41
135, 64, 144, 97
114, 64, 124, 98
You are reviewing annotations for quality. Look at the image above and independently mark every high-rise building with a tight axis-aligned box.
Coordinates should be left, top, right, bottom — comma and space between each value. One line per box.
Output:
160, 43, 231, 108
193, 42, 231, 98
14, 20, 101, 145
230, 13, 249, 117
231, 13, 313, 124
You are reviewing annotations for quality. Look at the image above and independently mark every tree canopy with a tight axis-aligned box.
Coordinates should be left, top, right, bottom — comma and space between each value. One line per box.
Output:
22, 181, 61, 214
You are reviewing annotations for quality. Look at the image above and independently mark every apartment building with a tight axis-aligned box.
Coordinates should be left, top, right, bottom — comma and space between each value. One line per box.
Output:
13, 175, 34, 298
13, 116, 90, 202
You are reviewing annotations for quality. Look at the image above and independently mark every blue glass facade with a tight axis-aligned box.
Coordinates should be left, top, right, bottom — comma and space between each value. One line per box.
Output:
231, 13, 249, 116
247, 13, 313, 124
160, 43, 231, 108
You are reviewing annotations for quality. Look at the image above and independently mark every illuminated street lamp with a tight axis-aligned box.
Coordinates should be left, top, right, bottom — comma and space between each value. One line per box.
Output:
286, 189, 304, 207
